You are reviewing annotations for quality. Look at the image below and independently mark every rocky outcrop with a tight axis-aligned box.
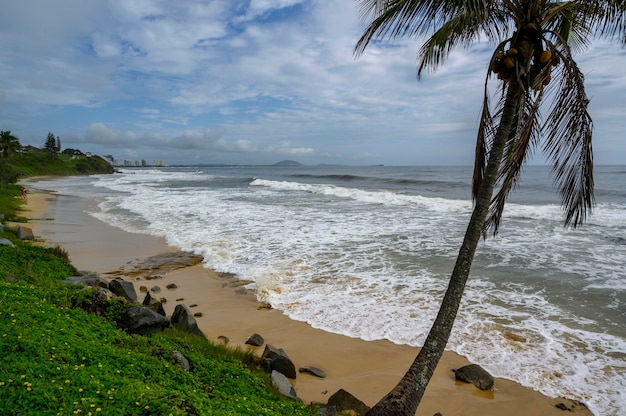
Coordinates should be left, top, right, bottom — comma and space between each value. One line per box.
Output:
327, 389, 370, 416
261, 344, 296, 379
299, 366, 327, 378
0, 238, 14, 246
142, 292, 166, 316
271, 370, 299, 400
65, 273, 108, 288
16, 225, 34, 240
109, 277, 137, 301
119, 305, 171, 335
245, 333, 265, 347
108, 251, 203, 278
171, 304, 206, 338
452, 364, 494, 390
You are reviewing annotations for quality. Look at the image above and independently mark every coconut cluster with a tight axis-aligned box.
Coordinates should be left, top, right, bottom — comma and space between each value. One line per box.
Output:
490, 45, 561, 89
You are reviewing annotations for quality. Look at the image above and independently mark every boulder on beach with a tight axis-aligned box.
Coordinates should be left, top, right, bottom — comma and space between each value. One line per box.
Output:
327, 389, 370, 416
16, 225, 34, 240
261, 344, 296, 379
142, 292, 166, 316
64, 273, 108, 289
245, 333, 265, 347
119, 305, 171, 335
171, 304, 206, 338
452, 364, 494, 390
299, 365, 327, 378
270, 370, 299, 401
109, 277, 137, 301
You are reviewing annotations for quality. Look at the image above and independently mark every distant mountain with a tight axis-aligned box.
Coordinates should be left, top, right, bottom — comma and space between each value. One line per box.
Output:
273, 160, 302, 166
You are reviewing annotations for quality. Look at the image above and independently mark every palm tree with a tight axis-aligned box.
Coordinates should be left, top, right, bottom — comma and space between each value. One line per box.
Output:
354, 1, 625, 414
0, 130, 21, 159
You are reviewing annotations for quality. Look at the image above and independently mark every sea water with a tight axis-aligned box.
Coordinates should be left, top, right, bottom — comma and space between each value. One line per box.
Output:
35, 165, 626, 415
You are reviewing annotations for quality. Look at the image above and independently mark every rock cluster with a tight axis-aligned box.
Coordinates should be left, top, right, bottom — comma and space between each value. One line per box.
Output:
59, 265, 500, 416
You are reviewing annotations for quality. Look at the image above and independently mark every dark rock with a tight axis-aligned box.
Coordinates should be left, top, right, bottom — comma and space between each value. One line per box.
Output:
119, 305, 170, 335
142, 292, 166, 316
139, 285, 148, 292
327, 389, 370, 416
109, 277, 137, 301
171, 304, 206, 338
150, 285, 161, 293
270, 370, 299, 400
433, 413, 443, 416
193, 312, 203, 317
16, 225, 34, 240
189, 304, 198, 308
176, 298, 184, 301
317, 406, 337, 416
171, 350, 192, 372
245, 333, 265, 347
261, 344, 296, 379
166, 283, 177, 290
65, 273, 108, 288
299, 366, 327, 378
452, 364, 494, 390
0, 238, 14, 247
217, 335, 229, 344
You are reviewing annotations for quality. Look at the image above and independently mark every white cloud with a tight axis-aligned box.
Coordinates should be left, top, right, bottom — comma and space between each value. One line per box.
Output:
1, 0, 624, 165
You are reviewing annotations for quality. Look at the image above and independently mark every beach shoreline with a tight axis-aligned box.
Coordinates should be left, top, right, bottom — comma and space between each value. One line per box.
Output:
20, 182, 593, 415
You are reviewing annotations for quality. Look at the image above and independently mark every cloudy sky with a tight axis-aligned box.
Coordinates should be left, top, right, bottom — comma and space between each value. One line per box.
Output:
1, 1, 625, 166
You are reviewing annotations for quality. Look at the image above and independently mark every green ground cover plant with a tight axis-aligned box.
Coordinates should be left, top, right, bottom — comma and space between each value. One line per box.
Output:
0, 189, 318, 416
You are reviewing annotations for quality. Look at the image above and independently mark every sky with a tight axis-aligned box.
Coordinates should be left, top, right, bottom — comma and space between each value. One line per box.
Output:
1, 0, 625, 166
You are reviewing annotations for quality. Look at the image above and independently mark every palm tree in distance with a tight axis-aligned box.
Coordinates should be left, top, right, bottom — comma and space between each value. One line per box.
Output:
355, 1, 625, 415
0, 130, 21, 159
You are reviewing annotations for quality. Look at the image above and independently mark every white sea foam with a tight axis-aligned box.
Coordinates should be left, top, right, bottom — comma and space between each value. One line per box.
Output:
42, 168, 626, 416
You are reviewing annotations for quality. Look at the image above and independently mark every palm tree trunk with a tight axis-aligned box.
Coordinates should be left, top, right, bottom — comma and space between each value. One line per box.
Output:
367, 81, 524, 416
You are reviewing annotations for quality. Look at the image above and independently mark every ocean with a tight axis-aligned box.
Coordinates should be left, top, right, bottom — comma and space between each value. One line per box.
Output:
32, 165, 625, 415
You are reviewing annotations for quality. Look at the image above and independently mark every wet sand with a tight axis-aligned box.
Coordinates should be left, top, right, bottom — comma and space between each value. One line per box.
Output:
21, 185, 592, 415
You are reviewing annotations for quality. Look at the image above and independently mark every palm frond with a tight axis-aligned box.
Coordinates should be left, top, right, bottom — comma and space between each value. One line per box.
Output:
542, 44, 594, 227
574, 0, 626, 44
355, 0, 504, 57
416, 4, 509, 77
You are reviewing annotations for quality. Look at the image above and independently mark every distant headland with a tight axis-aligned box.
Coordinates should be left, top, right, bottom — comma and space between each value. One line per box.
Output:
272, 160, 303, 166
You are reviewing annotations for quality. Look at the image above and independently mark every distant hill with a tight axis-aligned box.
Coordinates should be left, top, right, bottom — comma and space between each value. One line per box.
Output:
273, 160, 302, 166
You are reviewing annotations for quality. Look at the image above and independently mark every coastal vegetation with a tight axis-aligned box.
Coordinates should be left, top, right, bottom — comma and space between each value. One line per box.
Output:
355, 1, 625, 414
0, 191, 317, 415
0, 130, 114, 187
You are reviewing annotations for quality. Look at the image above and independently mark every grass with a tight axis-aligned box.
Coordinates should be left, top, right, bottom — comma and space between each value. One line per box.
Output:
0, 189, 319, 416
4, 151, 114, 178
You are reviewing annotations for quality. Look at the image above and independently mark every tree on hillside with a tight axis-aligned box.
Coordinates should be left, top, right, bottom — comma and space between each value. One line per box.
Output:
0, 130, 21, 159
44, 132, 60, 155
355, 1, 625, 414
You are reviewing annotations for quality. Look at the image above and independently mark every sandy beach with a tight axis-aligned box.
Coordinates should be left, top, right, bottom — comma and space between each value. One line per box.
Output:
21, 184, 592, 416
